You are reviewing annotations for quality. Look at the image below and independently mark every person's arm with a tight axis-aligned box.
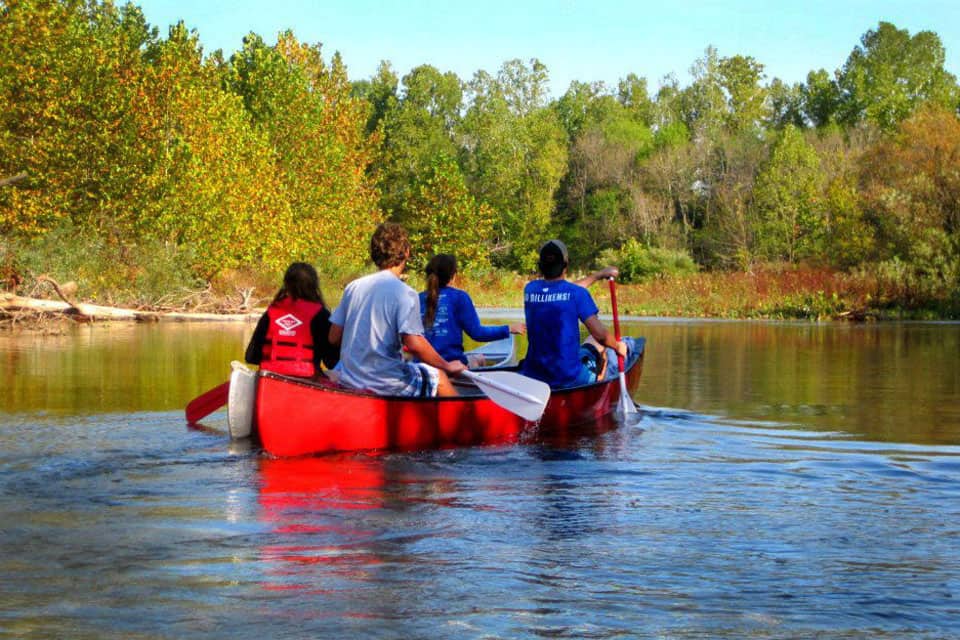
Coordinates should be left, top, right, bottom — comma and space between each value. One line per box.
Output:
403, 334, 467, 377
456, 290, 512, 343
573, 266, 619, 288
312, 308, 340, 370
575, 284, 625, 358
244, 313, 270, 365
583, 315, 627, 358
328, 323, 343, 347
327, 288, 348, 348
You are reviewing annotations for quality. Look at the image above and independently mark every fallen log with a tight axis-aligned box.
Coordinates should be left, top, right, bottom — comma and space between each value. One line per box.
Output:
0, 172, 28, 188
1, 292, 261, 323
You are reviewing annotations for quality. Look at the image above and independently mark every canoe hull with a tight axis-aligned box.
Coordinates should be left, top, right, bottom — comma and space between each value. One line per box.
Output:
254, 337, 644, 457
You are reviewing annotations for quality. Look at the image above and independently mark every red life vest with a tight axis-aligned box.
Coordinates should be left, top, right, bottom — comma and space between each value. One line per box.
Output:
262, 297, 324, 377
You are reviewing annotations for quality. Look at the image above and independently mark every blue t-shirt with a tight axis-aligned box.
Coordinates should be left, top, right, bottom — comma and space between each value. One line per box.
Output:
520, 279, 599, 387
418, 286, 510, 363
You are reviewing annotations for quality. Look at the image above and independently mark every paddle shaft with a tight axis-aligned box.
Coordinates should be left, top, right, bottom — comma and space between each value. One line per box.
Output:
609, 278, 625, 371
185, 380, 230, 423
608, 277, 637, 416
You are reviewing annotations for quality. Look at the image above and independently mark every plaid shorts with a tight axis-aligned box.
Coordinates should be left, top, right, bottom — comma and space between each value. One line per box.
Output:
397, 362, 441, 397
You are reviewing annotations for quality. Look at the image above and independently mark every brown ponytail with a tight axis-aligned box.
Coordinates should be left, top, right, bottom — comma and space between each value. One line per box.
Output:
423, 254, 457, 329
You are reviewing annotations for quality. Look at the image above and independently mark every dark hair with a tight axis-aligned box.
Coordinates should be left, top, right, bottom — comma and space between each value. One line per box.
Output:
537, 239, 569, 279
272, 262, 325, 306
423, 254, 457, 329
370, 222, 412, 269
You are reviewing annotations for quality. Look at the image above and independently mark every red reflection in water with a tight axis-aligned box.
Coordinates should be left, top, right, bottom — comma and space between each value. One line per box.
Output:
259, 455, 386, 512
257, 454, 389, 592
252, 417, 627, 594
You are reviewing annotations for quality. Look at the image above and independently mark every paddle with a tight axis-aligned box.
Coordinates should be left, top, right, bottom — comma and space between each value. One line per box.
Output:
608, 277, 638, 418
185, 380, 229, 424
466, 334, 516, 368
461, 370, 550, 422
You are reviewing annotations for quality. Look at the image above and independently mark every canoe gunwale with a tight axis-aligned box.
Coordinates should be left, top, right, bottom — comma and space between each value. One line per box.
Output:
258, 340, 643, 403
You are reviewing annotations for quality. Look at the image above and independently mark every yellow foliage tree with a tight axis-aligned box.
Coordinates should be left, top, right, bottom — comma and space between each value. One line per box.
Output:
229, 32, 382, 273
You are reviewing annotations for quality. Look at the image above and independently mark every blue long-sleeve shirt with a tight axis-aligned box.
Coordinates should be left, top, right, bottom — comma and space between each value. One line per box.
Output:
418, 286, 510, 363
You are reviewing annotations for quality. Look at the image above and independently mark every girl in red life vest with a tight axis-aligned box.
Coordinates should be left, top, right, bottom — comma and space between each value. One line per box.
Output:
245, 262, 340, 378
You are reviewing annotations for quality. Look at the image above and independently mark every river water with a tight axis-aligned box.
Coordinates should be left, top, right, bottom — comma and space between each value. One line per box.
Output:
1, 319, 958, 639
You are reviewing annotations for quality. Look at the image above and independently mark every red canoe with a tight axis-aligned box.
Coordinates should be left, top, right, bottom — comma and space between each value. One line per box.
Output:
241, 337, 645, 457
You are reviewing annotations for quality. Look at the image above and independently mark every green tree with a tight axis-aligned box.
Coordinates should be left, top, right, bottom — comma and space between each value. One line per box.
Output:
374, 64, 463, 221
617, 73, 656, 126
558, 94, 659, 263
678, 47, 726, 140
0, 1, 299, 284
139, 23, 289, 276
0, 0, 158, 238
403, 155, 495, 271
461, 59, 567, 270
810, 128, 876, 267
718, 54, 767, 134
554, 80, 621, 141
563, 125, 662, 261
498, 57, 551, 116
836, 22, 960, 132
352, 60, 399, 136
652, 74, 686, 132
801, 69, 841, 128
678, 48, 769, 139
823, 173, 874, 267
751, 125, 826, 262
766, 78, 806, 130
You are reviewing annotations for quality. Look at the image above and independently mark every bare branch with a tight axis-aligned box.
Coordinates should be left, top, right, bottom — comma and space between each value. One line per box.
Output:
0, 172, 27, 188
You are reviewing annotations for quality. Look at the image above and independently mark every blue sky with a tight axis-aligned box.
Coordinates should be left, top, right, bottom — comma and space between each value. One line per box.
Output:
135, 0, 960, 96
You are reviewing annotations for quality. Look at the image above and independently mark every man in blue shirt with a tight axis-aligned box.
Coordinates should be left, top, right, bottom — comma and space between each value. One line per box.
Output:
520, 239, 629, 388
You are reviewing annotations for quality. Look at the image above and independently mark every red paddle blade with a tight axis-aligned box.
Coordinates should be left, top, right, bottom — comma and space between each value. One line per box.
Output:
185, 381, 230, 423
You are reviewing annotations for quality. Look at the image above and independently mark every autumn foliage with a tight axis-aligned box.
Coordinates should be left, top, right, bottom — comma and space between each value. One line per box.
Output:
1, 3, 958, 316
0, 0, 380, 287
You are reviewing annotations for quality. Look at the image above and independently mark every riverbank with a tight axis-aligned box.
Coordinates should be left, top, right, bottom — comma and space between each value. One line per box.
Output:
463, 265, 959, 321
3, 264, 958, 330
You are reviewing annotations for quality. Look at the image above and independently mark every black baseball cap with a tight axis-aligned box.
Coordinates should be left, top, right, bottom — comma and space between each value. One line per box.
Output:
538, 239, 569, 278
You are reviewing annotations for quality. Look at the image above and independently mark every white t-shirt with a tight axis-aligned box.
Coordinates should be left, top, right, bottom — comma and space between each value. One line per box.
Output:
330, 269, 425, 395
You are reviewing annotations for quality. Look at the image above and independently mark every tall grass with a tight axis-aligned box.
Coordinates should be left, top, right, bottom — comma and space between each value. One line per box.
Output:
8, 224, 203, 307
458, 264, 959, 320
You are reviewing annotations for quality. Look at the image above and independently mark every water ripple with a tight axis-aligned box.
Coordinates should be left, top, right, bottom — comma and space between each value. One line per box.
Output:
2, 405, 960, 638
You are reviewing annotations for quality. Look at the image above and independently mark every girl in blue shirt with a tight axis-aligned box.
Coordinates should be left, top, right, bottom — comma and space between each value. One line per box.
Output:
419, 254, 525, 367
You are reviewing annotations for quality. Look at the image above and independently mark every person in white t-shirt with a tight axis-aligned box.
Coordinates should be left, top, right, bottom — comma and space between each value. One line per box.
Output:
328, 223, 467, 397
